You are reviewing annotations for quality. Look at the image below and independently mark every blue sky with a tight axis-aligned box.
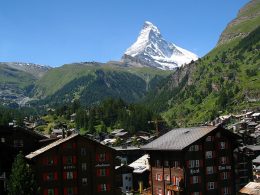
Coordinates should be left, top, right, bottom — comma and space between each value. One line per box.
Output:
0, 0, 249, 67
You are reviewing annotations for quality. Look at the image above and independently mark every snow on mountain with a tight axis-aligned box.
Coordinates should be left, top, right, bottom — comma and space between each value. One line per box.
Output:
123, 21, 198, 70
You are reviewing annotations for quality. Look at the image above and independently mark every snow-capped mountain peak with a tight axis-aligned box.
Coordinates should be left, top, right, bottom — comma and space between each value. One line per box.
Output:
123, 21, 198, 70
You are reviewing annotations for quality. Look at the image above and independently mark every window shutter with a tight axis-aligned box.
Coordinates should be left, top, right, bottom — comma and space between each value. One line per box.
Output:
54, 156, 58, 165
74, 187, 78, 194
213, 151, 216, 158
64, 188, 67, 195
190, 177, 192, 184
96, 154, 99, 161
221, 188, 224, 195
54, 172, 58, 180
107, 184, 111, 191
73, 156, 77, 164
44, 189, 48, 195
200, 160, 203, 167
106, 168, 110, 176
43, 173, 47, 181
42, 157, 47, 165
97, 184, 101, 192
73, 171, 77, 179
213, 166, 217, 173
63, 172, 66, 180
63, 156, 66, 164
96, 169, 100, 176
73, 143, 76, 149
54, 188, 58, 195
106, 153, 110, 161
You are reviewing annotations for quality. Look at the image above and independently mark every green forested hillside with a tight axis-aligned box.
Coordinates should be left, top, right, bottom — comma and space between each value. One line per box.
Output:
33, 63, 171, 106
146, 6, 260, 126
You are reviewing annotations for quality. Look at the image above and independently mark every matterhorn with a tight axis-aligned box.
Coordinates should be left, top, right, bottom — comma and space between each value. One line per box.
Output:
122, 21, 198, 70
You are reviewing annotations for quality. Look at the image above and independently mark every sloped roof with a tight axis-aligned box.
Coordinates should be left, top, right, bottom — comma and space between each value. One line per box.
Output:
239, 182, 260, 194
141, 126, 217, 151
129, 154, 149, 174
26, 134, 79, 159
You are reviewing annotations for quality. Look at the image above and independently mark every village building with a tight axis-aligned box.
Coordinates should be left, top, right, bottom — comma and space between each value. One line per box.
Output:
0, 125, 48, 195
141, 126, 244, 195
239, 182, 260, 195
26, 134, 120, 195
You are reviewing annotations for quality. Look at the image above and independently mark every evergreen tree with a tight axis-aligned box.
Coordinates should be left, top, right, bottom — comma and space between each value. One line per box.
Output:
7, 152, 37, 195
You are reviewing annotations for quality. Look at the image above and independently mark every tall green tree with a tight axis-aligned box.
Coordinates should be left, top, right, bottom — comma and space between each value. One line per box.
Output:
7, 152, 37, 195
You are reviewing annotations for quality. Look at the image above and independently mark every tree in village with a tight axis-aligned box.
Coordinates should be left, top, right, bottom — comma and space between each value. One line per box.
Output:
7, 152, 38, 195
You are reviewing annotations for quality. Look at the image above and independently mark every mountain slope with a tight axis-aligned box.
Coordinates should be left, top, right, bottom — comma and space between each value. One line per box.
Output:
33, 62, 171, 106
218, 0, 260, 45
122, 21, 198, 70
146, 0, 260, 126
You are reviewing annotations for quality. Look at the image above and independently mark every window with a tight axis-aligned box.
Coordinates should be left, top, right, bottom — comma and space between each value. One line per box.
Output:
67, 188, 73, 195
43, 172, 57, 181
67, 172, 73, 179
164, 160, 169, 167
156, 174, 162, 181
205, 151, 213, 159
220, 157, 227, 164
48, 189, 54, 195
99, 153, 106, 161
64, 187, 77, 195
157, 188, 162, 195
1, 137, 5, 143
206, 136, 212, 142
82, 178, 87, 185
63, 171, 77, 180
223, 172, 228, 180
82, 163, 87, 171
47, 173, 54, 180
189, 145, 199, 151
220, 142, 226, 149
195, 160, 200, 167
164, 174, 170, 181
97, 168, 109, 176
192, 176, 199, 184
14, 139, 23, 147
173, 161, 179, 168
192, 192, 200, 195
208, 182, 215, 190
81, 148, 86, 156
223, 187, 230, 194
172, 176, 180, 186
155, 160, 161, 168
206, 166, 214, 175
97, 184, 110, 192
63, 156, 76, 164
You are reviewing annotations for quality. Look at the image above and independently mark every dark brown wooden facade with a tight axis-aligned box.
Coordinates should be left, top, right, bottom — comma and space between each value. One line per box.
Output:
142, 126, 241, 195
26, 134, 120, 195
0, 125, 47, 195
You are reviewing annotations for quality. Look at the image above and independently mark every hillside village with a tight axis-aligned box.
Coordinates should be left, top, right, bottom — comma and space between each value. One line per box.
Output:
1, 108, 260, 194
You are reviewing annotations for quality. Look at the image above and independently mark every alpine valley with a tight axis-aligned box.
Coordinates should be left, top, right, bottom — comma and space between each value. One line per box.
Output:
0, 0, 259, 127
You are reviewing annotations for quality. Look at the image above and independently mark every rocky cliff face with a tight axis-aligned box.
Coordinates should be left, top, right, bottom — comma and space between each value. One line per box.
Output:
217, 0, 260, 45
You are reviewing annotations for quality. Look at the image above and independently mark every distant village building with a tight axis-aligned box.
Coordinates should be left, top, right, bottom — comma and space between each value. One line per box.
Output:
141, 126, 244, 195
239, 182, 260, 195
26, 134, 121, 195
129, 154, 150, 193
115, 164, 134, 193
